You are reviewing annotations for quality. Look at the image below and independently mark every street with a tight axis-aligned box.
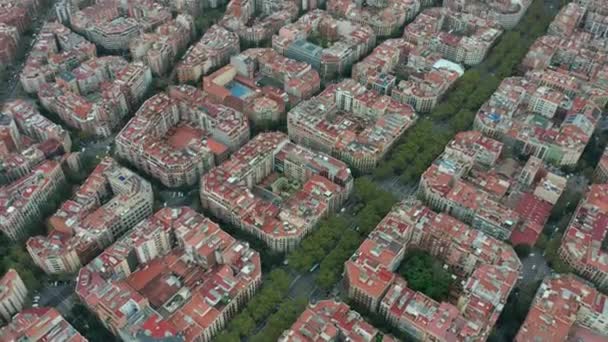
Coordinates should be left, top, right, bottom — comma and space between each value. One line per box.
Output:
375, 176, 418, 200
517, 248, 552, 288
35, 280, 76, 317
0, 2, 58, 102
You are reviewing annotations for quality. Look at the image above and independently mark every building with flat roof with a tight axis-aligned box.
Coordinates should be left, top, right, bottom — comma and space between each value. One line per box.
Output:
328, 0, 421, 37
279, 300, 397, 341
0, 0, 43, 68
345, 200, 521, 341
176, 25, 240, 83
594, 147, 608, 183
403, 7, 503, 66
71, 0, 172, 51
273, 9, 376, 80
116, 85, 249, 188
288, 79, 417, 172
130, 14, 195, 76
419, 131, 565, 245
75, 207, 261, 342
38, 58, 152, 138
522, 2, 608, 91
559, 183, 608, 291
0, 100, 71, 184
200, 132, 353, 251
0, 160, 65, 241
203, 48, 321, 123
474, 73, 604, 167
20, 22, 97, 94
0, 307, 87, 341
220, 0, 299, 45
478, 1, 608, 168
0, 269, 27, 323
515, 274, 608, 341
443, 0, 533, 29
26, 157, 153, 275
353, 38, 463, 113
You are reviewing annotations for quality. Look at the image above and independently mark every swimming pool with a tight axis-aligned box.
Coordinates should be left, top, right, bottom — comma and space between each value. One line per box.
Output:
227, 81, 254, 99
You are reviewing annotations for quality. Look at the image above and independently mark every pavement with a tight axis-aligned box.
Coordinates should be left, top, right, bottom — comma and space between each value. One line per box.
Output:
517, 248, 552, 288
375, 176, 418, 200
287, 269, 320, 301
35, 280, 76, 316
0, 3, 58, 102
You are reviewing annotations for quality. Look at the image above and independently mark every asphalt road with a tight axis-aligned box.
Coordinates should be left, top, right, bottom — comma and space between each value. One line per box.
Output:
35, 280, 76, 316
0, 2, 58, 102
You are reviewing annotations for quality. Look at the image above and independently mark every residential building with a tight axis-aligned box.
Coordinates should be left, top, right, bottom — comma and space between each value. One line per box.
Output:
328, 0, 421, 37
353, 38, 463, 112
594, 147, 608, 183
0, 307, 87, 341
203, 48, 320, 123
0, 160, 65, 240
176, 25, 240, 83
578, 0, 608, 39
0, 23, 19, 67
37, 60, 152, 137
345, 200, 521, 341
419, 131, 565, 245
559, 184, 608, 290
26, 157, 154, 274
116, 85, 249, 188
200, 132, 353, 251
130, 14, 195, 75
0, 0, 42, 67
474, 74, 604, 167
443, 0, 533, 29
20, 22, 97, 94
279, 300, 395, 341
220, 0, 299, 45
515, 274, 608, 341
273, 9, 376, 80
0, 100, 71, 184
71, 0, 172, 51
522, 3, 608, 88
75, 207, 261, 342
2, 100, 71, 152
288, 79, 417, 172
0, 269, 27, 323
403, 7, 502, 66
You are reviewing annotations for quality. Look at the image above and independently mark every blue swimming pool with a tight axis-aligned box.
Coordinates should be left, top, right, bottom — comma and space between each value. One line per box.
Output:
227, 81, 254, 99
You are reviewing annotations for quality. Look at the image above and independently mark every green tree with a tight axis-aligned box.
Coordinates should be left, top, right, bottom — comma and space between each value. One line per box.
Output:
66, 303, 116, 342
229, 311, 255, 337
514, 244, 532, 258
398, 250, 453, 302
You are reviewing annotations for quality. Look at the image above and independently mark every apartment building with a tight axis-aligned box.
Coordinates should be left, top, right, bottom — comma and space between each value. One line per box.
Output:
0, 160, 65, 240
345, 200, 521, 341
0, 307, 87, 341
176, 25, 240, 83
75, 207, 261, 342
328, 0, 420, 37
515, 274, 608, 341
559, 184, 608, 291
273, 9, 376, 80
280, 300, 397, 341
288, 79, 417, 172
26, 157, 153, 274
116, 85, 249, 188
220, 0, 299, 44
0, 269, 27, 323
200, 132, 353, 251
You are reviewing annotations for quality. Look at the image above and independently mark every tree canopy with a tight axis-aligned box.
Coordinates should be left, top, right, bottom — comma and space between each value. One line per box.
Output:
398, 250, 454, 302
